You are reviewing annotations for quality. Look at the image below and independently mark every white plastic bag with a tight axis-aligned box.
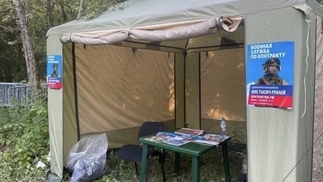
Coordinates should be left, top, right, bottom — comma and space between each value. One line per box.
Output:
65, 133, 108, 182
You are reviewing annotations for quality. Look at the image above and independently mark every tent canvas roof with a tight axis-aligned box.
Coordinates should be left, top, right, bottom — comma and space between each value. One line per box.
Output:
47, 0, 306, 36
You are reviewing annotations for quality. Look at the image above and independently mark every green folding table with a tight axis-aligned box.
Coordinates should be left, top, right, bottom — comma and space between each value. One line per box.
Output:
138, 134, 231, 182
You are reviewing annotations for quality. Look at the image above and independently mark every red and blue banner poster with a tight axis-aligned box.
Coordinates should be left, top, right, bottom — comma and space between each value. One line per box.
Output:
246, 41, 294, 109
47, 55, 62, 89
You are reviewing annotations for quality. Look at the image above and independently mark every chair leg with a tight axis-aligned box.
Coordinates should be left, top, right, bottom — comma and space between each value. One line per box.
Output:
159, 151, 166, 182
134, 162, 139, 175
160, 162, 166, 182
116, 157, 121, 179
145, 158, 151, 182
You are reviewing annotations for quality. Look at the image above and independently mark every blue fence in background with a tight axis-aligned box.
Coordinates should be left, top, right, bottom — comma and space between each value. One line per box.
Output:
0, 83, 31, 107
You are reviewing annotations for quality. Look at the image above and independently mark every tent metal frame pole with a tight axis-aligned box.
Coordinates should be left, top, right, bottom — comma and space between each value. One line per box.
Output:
183, 39, 190, 127
183, 52, 187, 127
72, 43, 81, 141
174, 53, 177, 128
123, 40, 186, 53
186, 43, 245, 53
198, 53, 201, 130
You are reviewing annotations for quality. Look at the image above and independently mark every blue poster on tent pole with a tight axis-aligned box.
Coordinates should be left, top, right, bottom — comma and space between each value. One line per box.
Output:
246, 41, 294, 109
47, 55, 62, 89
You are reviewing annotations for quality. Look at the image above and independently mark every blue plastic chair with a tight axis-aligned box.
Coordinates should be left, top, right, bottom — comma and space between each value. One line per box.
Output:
116, 121, 168, 181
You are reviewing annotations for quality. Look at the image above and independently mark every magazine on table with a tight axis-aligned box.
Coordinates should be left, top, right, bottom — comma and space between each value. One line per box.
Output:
144, 132, 191, 144
162, 138, 191, 146
174, 128, 204, 136
145, 132, 229, 146
156, 132, 192, 146
144, 135, 167, 142
194, 134, 229, 145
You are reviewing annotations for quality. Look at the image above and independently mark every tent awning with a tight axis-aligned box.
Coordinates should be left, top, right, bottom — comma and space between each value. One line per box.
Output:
60, 17, 243, 46
46, 0, 305, 36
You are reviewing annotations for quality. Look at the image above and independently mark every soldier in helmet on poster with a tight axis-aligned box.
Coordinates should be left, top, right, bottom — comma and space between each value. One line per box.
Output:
255, 58, 288, 85
50, 63, 60, 77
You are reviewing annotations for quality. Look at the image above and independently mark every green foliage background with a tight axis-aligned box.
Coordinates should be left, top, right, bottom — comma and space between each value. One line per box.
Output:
0, 93, 49, 181
0, 0, 126, 82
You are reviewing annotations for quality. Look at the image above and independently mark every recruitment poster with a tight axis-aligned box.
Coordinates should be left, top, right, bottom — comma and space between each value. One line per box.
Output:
47, 55, 62, 89
246, 41, 294, 109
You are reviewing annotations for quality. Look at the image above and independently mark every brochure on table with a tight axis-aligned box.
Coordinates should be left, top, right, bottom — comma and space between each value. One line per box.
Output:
174, 128, 204, 136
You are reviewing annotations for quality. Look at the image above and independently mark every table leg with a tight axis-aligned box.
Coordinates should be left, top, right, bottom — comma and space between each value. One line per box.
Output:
191, 156, 200, 182
174, 152, 181, 175
139, 144, 148, 182
222, 142, 231, 182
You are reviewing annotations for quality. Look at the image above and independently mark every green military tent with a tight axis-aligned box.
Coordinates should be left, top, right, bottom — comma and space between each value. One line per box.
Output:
46, 0, 323, 181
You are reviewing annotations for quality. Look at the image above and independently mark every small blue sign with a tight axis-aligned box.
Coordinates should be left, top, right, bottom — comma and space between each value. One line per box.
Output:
47, 55, 62, 89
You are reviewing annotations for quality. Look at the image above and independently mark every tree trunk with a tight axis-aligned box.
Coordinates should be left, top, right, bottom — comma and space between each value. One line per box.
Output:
12, 0, 39, 94
47, 0, 54, 28
77, 0, 84, 19
58, 1, 68, 23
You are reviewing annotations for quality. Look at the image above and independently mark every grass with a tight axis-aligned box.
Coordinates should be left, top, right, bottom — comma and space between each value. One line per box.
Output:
62, 140, 246, 182
0, 94, 247, 181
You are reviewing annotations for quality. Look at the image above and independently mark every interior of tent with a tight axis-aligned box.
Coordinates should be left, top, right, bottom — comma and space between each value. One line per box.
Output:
61, 20, 246, 156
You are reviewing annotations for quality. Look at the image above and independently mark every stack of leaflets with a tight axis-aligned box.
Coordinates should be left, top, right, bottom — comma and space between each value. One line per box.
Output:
162, 138, 191, 146
156, 132, 191, 146
194, 134, 229, 146
174, 128, 204, 136
144, 135, 167, 142
145, 132, 229, 146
